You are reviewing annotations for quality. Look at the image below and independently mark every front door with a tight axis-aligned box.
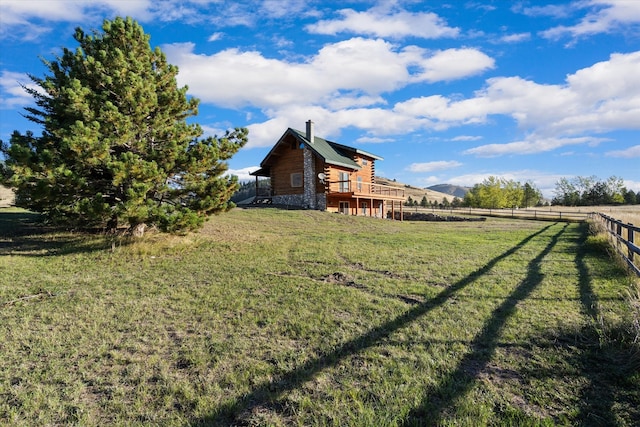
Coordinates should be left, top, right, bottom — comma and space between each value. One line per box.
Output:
339, 201, 350, 215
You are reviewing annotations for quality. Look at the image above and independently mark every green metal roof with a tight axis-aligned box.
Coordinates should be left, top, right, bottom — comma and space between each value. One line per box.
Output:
289, 128, 382, 169
252, 127, 384, 176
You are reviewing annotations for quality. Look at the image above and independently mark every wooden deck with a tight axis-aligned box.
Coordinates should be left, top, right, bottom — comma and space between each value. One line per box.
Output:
327, 180, 405, 200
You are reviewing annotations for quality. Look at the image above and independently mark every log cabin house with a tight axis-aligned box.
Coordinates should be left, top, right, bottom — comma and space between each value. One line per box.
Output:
250, 121, 405, 218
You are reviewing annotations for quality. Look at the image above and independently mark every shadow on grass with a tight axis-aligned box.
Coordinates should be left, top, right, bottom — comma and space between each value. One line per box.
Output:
399, 223, 569, 425
516, 324, 640, 426
190, 223, 558, 426
573, 221, 640, 426
0, 211, 112, 256
400, 221, 638, 426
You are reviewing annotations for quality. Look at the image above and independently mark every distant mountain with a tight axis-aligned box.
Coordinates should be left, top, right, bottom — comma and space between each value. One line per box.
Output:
375, 177, 451, 203
427, 184, 470, 199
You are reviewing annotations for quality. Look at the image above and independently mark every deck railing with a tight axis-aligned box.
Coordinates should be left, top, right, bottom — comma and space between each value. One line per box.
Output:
327, 180, 405, 199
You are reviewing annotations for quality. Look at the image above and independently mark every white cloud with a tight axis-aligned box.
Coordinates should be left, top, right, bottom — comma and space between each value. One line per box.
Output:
391, 51, 640, 155
227, 166, 259, 182
0, 0, 158, 40
405, 48, 495, 82
606, 144, 640, 158
163, 39, 494, 111
418, 176, 442, 186
357, 136, 395, 144
232, 50, 640, 150
0, 0, 251, 38
207, 32, 224, 42
515, 3, 574, 18
306, 8, 459, 39
499, 32, 531, 43
463, 135, 606, 157
0, 0, 91, 23
0, 71, 40, 109
623, 179, 640, 192
452, 135, 482, 141
407, 161, 463, 173
261, 0, 309, 19
541, 0, 640, 40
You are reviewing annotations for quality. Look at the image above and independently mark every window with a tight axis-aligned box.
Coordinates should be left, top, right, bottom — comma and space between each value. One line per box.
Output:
339, 172, 349, 192
357, 176, 363, 191
290, 172, 302, 187
362, 158, 368, 166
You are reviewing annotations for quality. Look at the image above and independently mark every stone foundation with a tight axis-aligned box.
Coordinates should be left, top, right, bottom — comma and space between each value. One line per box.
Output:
271, 193, 326, 210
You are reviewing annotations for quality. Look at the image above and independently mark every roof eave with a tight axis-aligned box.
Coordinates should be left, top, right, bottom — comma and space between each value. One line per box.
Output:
325, 160, 361, 170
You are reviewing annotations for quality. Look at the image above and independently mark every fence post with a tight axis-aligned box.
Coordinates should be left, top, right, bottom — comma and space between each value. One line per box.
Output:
628, 224, 635, 264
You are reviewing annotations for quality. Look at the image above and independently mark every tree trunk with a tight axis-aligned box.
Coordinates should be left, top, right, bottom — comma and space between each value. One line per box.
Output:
129, 223, 146, 237
107, 215, 118, 234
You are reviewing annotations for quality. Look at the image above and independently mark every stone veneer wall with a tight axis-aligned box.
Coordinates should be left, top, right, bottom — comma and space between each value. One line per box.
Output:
303, 147, 316, 209
272, 194, 305, 207
316, 193, 327, 211
271, 193, 326, 210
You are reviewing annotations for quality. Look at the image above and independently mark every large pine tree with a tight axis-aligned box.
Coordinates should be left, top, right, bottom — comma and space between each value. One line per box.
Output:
1, 17, 247, 235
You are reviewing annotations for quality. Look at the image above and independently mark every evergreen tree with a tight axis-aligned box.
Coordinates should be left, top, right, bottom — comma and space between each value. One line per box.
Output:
623, 188, 638, 205
1, 17, 247, 235
420, 195, 428, 208
522, 182, 542, 208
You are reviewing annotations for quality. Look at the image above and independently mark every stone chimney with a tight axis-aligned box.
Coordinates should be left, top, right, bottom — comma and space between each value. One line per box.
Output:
303, 120, 316, 209
306, 120, 314, 144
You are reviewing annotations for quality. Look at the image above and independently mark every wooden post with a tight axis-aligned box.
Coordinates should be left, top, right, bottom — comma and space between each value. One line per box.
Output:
628, 224, 634, 264
254, 175, 259, 201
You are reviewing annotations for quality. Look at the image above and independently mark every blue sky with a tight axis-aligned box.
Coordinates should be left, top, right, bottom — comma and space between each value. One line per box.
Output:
1, 0, 639, 198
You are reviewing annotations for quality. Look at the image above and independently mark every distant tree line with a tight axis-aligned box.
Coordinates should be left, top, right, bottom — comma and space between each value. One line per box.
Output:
552, 175, 639, 206
462, 177, 543, 209
404, 195, 463, 209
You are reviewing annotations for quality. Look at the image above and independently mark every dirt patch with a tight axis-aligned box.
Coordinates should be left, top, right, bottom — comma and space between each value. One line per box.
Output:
323, 272, 366, 289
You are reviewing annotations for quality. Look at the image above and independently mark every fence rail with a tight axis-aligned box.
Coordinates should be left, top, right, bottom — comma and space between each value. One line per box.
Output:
591, 213, 640, 277
403, 207, 591, 221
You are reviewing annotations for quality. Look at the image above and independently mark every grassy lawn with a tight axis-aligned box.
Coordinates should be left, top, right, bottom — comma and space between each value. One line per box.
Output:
0, 208, 638, 426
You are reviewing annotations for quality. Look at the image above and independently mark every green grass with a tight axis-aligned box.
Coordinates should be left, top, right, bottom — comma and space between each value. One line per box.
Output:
0, 208, 638, 426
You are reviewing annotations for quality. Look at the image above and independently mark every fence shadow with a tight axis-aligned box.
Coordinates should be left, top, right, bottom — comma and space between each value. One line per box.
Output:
189, 224, 556, 426
573, 221, 639, 425
399, 223, 568, 425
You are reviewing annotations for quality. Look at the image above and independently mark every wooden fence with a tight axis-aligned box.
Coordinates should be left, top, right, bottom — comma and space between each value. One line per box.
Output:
405, 207, 591, 222
591, 213, 640, 277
